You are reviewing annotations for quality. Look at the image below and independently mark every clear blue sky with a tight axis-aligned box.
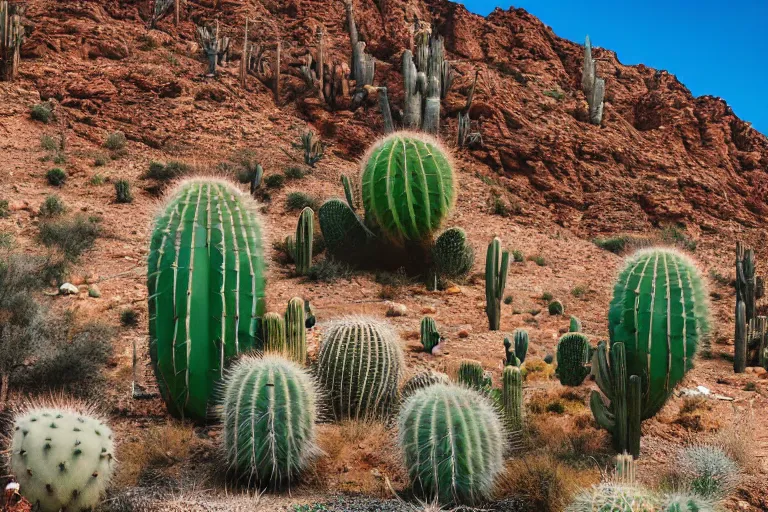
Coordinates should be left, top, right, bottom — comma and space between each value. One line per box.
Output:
458, 1, 768, 136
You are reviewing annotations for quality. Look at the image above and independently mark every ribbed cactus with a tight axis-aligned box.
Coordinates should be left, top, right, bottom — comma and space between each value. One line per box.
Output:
567, 483, 656, 512
556, 333, 592, 386
502, 365, 524, 432
316, 316, 404, 420
432, 227, 474, 280
10, 404, 116, 512
569, 315, 582, 332
284, 297, 306, 364
148, 178, 266, 420
609, 248, 710, 419
548, 299, 564, 316
262, 312, 286, 354
361, 132, 455, 243
341, 174, 356, 209
420, 316, 440, 353
295, 207, 314, 275
221, 355, 317, 486
734, 300, 746, 373
401, 370, 450, 400
504, 329, 529, 366
485, 237, 509, 330
398, 384, 504, 505
318, 198, 372, 260
457, 359, 484, 389
1, 1, 25, 82
659, 493, 716, 512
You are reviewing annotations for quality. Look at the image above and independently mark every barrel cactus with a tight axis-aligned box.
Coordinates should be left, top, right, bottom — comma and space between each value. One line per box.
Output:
659, 493, 716, 512
548, 299, 564, 316
398, 384, 504, 505
361, 131, 455, 243
285, 297, 306, 364
9, 402, 116, 512
295, 207, 314, 275
502, 365, 524, 431
316, 316, 404, 420
420, 316, 440, 353
457, 359, 485, 390
262, 312, 286, 354
432, 227, 473, 279
556, 333, 592, 386
148, 178, 266, 420
608, 248, 710, 419
318, 198, 372, 260
401, 370, 450, 400
566, 483, 656, 512
221, 355, 318, 486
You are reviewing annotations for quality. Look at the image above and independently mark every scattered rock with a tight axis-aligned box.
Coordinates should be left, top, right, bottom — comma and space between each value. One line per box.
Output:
385, 302, 407, 317
88, 285, 101, 298
444, 285, 461, 294
59, 283, 79, 295
421, 306, 437, 314
457, 329, 470, 338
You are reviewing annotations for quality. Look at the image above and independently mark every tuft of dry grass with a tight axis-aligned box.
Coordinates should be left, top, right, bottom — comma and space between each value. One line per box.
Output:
712, 409, 759, 474
521, 357, 555, 381
527, 413, 611, 466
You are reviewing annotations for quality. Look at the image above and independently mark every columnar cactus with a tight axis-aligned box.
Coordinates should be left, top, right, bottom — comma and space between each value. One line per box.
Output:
420, 316, 440, 353
457, 359, 484, 389
398, 384, 504, 505
318, 198, 372, 260
0, 1, 25, 82
361, 132, 455, 243
341, 174, 356, 209
608, 248, 710, 419
504, 329, 528, 367
502, 365, 524, 432
401, 370, 450, 400
735, 300, 747, 373
432, 227, 474, 280
295, 207, 314, 275
262, 312, 286, 354
569, 315, 582, 333
10, 403, 116, 512
485, 237, 509, 330
581, 35, 605, 126
221, 355, 317, 486
556, 333, 592, 386
316, 316, 404, 420
284, 297, 306, 364
148, 178, 266, 420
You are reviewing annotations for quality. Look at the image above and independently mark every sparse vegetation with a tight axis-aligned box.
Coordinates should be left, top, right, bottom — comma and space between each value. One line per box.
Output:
660, 225, 697, 251
30, 102, 53, 123
512, 249, 524, 262
0, 199, 8, 218
120, 307, 139, 327
46, 168, 67, 187
571, 285, 588, 298
39, 215, 101, 261
542, 292, 554, 301
104, 130, 127, 151
529, 254, 547, 266
93, 153, 109, 167
39, 194, 66, 218
285, 191, 319, 211
307, 258, 353, 282
504, 295, 513, 305
265, 174, 285, 189
143, 160, 190, 181
543, 89, 565, 100
284, 166, 306, 180
115, 179, 133, 203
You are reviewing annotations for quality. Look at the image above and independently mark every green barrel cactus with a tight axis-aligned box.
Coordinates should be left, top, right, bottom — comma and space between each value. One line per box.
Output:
262, 312, 286, 354
148, 178, 267, 420
569, 315, 582, 332
504, 329, 529, 366
398, 384, 504, 505
485, 237, 509, 331
420, 316, 440, 353
221, 355, 318, 486
285, 297, 306, 364
316, 316, 404, 420
502, 365, 524, 431
432, 227, 474, 280
556, 332, 592, 386
548, 299, 564, 316
10, 404, 116, 512
361, 131, 455, 243
608, 248, 710, 419
295, 207, 314, 275
318, 198, 372, 260
401, 370, 450, 400
457, 359, 485, 390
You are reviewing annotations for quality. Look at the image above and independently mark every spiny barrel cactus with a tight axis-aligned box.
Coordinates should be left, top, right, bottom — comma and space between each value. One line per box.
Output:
401, 370, 450, 400
399, 384, 504, 505
295, 207, 314, 275
504, 329, 529, 366
262, 312, 286, 354
361, 132, 455, 243
502, 365, 524, 432
148, 178, 266, 420
569, 315, 582, 332
457, 359, 484, 389
432, 227, 474, 280
318, 198, 372, 260
659, 493, 716, 512
285, 297, 306, 364
609, 248, 710, 419
567, 483, 656, 512
556, 333, 592, 386
420, 316, 440, 353
221, 355, 318, 486
316, 316, 404, 420
10, 403, 116, 512
485, 237, 509, 331
548, 299, 564, 316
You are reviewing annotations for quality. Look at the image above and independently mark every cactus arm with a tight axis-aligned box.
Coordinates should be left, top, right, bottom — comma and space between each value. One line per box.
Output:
341, 174, 356, 209
628, 375, 642, 458
295, 207, 314, 275
590, 390, 615, 431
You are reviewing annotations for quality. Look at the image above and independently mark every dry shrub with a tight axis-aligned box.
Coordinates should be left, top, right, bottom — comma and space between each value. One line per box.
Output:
712, 409, 759, 474
527, 413, 610, 465
521, 357, 555, 381
679, 396, 709, 415
675, 396, 718, 432
528, 389, 586, 416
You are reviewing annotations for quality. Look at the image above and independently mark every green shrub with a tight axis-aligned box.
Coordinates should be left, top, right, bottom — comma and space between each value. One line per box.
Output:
39, 215, 101, 261
546, 399, 566, 414
307, 258, 353, 282
46, 168, 67, 187
504, 295, 513, 305
529, 254, 546, 266
542, 292, 553, 301
0, 199, 8, 218
39, 194, 66, 218
265, 174, 285, 189
593, 235, 631, 254
661, 225, 697, 251
104, 131, 127, 151
512, 249, 524, 262
0, 233, 13, 248
284, 166, 306, 180
93, 153, 109, 167
571, 285, 588, 298
30, 102, 53, 123
143, 160, 190, 181
39, 134, 59, 152
492, 196, 510, 217
120, 307, 139, 327
543, 89, 565, 100
286, 192, 319, 211
90, 174, 106, 186
677, 445, 738, 499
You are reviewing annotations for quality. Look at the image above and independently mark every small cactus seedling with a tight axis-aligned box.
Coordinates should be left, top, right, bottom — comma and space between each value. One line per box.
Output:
556, 332, 592, 386
502, 365, 524, 432
295, 207, 314, 275
548, 299, 564, 315
432, 227, 474, 280
10, 403, 116, 512
398, 384, 504, 505
569, 315, 582, 332
401, 370, 450, 400
420, 316, 440, 353
262, 312, 286, 354
504, 329, 529, 366
114, 180, 132, 203
485, 237, 509, 330
221, 355, 318, 487
284, 297, 306, 364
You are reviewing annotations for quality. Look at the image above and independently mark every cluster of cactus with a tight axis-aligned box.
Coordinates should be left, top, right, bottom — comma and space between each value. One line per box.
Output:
485, 238, 510, 330
503, 329, 528, 366
569, 315, 582, 332
10, 403, 116, 512
419, 316, 440, 353
220, 355, 317, 487
147, 179, 266, 420
285, 297, 307, 364
502, 365, 524, 432
400, 370, 450, 400
556, 332, 592, 386
1, 1, 25, 82
398, 384, 503, 505
341, 0, 376, 110
262, 312, 286, 354
735, 242, 768, 371
316, 316, 404, 420
432, 227, 474, 280
197, 23, 230, 76
114, 179, 132, 203
295, 207, 314, 275
581, 35, 605, 125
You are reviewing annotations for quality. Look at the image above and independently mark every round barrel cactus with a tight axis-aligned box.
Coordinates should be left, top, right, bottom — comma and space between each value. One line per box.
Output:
361, 131, 455, 243
10, 403, 116, 512
398, 384, 504, 505
221, 355, 317, 486
432, 227, 473, 279
608, 248, 710, 418
401, 370, 450, 400
316, 316, 404, 420
147, 178, 267, 420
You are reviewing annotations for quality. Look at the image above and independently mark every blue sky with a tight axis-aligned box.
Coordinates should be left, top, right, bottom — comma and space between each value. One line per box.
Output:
458, 1, 768, 136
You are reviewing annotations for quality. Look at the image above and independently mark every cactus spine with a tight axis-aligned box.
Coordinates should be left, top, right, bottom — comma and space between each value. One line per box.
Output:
262, 312, 286, 354
316, 316, 404, 420
10, 404, 116, 512
148, 178, 266, 420
284, 297, 306, 364
569, 315, 582, 332
420, 316, 440, 353
556, 333, 592, 386
401, 370, 450, 400
504, 329, 528, 366
295, 207, 314, 275
432, 227, 474, 280
502, 365, 524, 432
485, 237, 509, 330
398, 384, 504, 505
361, 132, 455, 243
221, 355, 317, 486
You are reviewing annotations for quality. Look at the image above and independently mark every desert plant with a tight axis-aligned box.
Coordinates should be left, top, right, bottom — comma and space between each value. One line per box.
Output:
221, 355, 318, 486
512, 249, 524, 262
658, 492, 716, 512
398, 384, 504, 505
676, 445, 739, 499
147, 179, 266, 420
316, 316, 403, 420
400, 370, 450, 400
39, 215, 101, 262
569, 315, 582, 332
457, 359, 485, 390
283, 166, 305, 180
9, 401, 116, 512
295, 207, 314, 275
432, 227, 474, 280
30, 102, 53, 123
286, 192, 319, 212
361, 132, 455, 243
485, 237, 510, 330
549, 299, 564, 316
295, 130, 325, 167
39, 194, 66, 218
556, 333, 592, 386
143, 161, 190, 181
262, 312, 286, 354
120, 308, 139, 327
264, 174, 284, 189
306, 257, 353, 282
104, 131, 127, 151
581, 36, 605, 125
567, 482, 655, 512
284, 297, 306, 364
318, 199, 372, 261
46, 168, 67, 187
114, 180, 133, 203
502, 365, 524, 431
504, 329, 529, 367
419, 316, 440, 353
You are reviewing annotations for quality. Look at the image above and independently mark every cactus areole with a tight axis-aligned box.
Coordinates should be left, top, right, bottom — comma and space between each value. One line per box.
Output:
147, 179, 267, 420
361, 131, 455, 243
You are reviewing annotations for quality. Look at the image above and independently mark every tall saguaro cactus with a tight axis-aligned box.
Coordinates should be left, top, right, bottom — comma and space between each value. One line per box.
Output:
295, 207, 314, 275
0, 1, 24, 82
581, 36, 605, 126
485, 237, 509, 331
285, 297, 307, 364
147, 178, 266, 420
